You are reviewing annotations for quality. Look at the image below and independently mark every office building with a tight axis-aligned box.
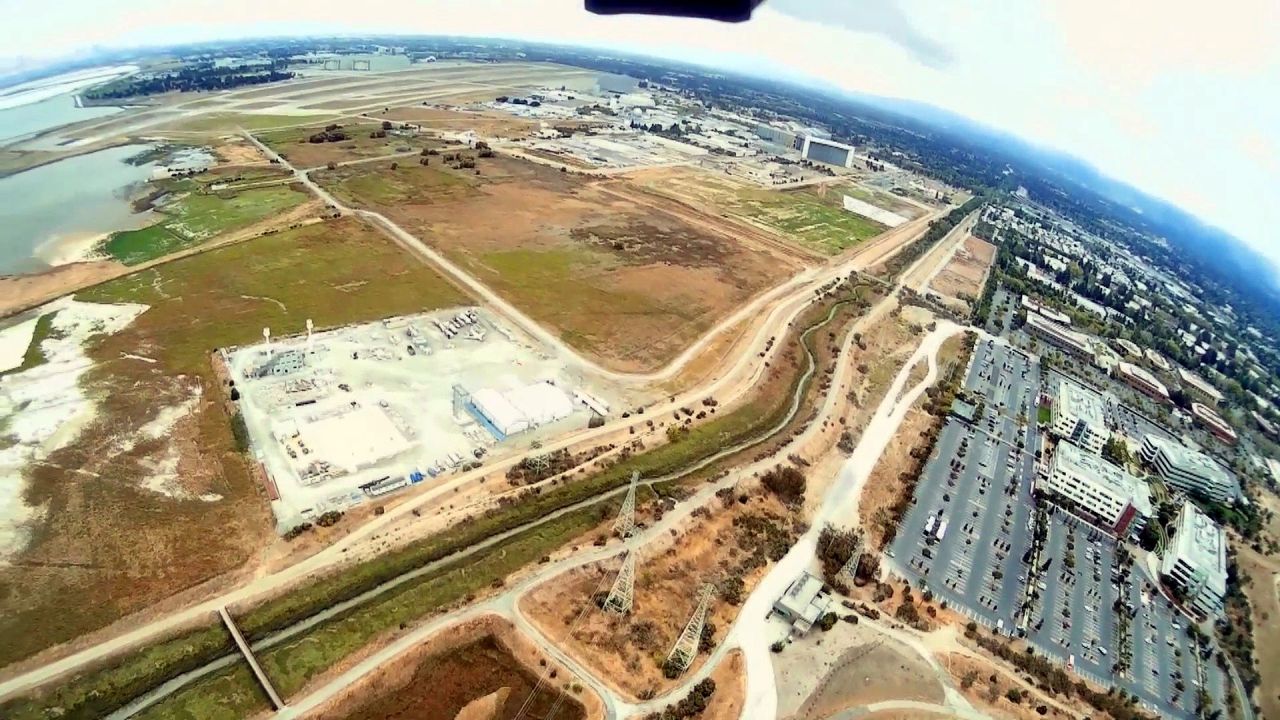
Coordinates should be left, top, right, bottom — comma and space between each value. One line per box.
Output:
1025, 312, 1094, 359
1191, 402, 1237, 445
1040, 441, 1152, 535
1178, 368, 1225, 406
1140, 434, 1238, 503
1160, 502, 1227, 618
801, 136, 855, 168
1050, 379, 1108, 454
1114, 361, 1170, 404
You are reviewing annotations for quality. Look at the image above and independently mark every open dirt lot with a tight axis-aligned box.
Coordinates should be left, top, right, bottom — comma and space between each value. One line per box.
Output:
0, 217, 469, 669
381, 106, 541, 137
314, 154, 801, 373
942, 653, 1077, 720
306, 615, 596, 720
1236, 547, 1280, 720
521, 490, 801, 699
859, 400, 936, 551
776, 622, 945, 720
257, 122, 441, 169
930, 235, 995, 305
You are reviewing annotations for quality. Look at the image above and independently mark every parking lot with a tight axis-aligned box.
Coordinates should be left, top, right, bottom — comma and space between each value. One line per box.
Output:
886, 335, 1232, 719
891, 339, 1041, 631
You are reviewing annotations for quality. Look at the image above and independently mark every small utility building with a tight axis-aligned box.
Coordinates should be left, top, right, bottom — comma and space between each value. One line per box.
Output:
773, 571, 831, 634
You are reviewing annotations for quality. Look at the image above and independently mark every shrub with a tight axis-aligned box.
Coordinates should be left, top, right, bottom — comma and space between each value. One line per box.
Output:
761, 464, 806, 504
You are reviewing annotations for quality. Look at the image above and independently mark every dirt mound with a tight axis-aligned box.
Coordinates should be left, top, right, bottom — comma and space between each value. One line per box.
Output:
454, 687, 511, 720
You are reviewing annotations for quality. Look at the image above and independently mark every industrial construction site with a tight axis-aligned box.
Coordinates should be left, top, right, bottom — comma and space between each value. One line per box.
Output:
226, 307, 633, 527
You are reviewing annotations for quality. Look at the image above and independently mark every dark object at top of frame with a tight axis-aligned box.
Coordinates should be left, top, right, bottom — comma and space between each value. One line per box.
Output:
586, 0, 765, 23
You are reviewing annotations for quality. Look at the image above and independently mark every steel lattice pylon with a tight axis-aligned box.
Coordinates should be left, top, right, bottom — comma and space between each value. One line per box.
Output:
602, 550, 636, 615
665, 583, 715, 675
838, 532, 866, 582
613, 471, 640, 538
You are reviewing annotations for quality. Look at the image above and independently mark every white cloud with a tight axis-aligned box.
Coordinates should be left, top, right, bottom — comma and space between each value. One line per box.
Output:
2, 0, 1277, 263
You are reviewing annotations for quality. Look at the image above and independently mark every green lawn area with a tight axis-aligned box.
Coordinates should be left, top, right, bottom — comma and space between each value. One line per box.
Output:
0, 313, 58, 378
101, 181, 309, 265
80, 218, 469, 377
727, 186, 886, 254
1038, 405, 1052, 425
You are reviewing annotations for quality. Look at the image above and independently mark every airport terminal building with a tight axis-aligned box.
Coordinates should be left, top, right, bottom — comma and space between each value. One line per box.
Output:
1041, 441, 1152, 535
1140, 434, 1238, 503
1160, 502, 1227, 618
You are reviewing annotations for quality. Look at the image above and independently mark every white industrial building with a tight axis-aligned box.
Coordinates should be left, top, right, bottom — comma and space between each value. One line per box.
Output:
800, 136, 855, 168
1139, 434, 1238, 503
1050, 379, 1108, 454
1040, 441, 1152, 536
282, 404, 412, 475
1160, 502, 1227, 618
470, 381, 576, 438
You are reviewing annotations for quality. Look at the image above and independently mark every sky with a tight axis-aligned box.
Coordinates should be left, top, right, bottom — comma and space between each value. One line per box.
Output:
3, 0, 1278, 265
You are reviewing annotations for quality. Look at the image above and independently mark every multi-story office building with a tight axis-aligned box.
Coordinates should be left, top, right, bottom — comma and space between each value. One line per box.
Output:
1191, 402, 1237, 445
1049, 379, 1108, 454
1160, 502, 1227, 618
1025, 312, 1094, 359
1178, 367, 1225, 406
1040, 441, 1152, 535
1114, 361, 1170, 403
1139, 434, 1238, 503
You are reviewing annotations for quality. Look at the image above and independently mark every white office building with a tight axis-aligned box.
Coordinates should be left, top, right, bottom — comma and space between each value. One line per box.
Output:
1160, 502, 1227, 618
1140, 434, 1238, 503
1041, 441, 1152, 535
1050, 379, 1108, 454
1025, 312, 1094, 359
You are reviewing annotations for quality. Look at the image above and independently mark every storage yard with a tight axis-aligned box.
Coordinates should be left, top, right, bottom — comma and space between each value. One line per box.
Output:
227, 306, 626, 528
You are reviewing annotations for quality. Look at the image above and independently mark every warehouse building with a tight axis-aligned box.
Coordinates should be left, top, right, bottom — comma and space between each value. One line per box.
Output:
754, 123, 798, 150
1191, 402, 1237, 445
1139, 434, 1238, 503
1025, 312, 1094, 359
1040, 441, 1152, 535
1160, 502, 1227, 618
470, 381, 576, 438
801, 136, 855, 168
1114, 361, 1170, 404
1050, 379, 1108, 454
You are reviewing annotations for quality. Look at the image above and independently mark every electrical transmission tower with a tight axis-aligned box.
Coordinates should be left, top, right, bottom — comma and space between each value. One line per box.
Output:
602, 550, 636, 615
838, 531, 866, 583
665, 584, 715, 675
613, 471, 639, 538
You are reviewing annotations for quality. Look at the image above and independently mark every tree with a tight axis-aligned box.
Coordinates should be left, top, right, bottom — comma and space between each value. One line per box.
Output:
761, 465, 806, 504
390, 162, 398, 171
381, 120, 392, 130
1138, 522, 1160, 551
